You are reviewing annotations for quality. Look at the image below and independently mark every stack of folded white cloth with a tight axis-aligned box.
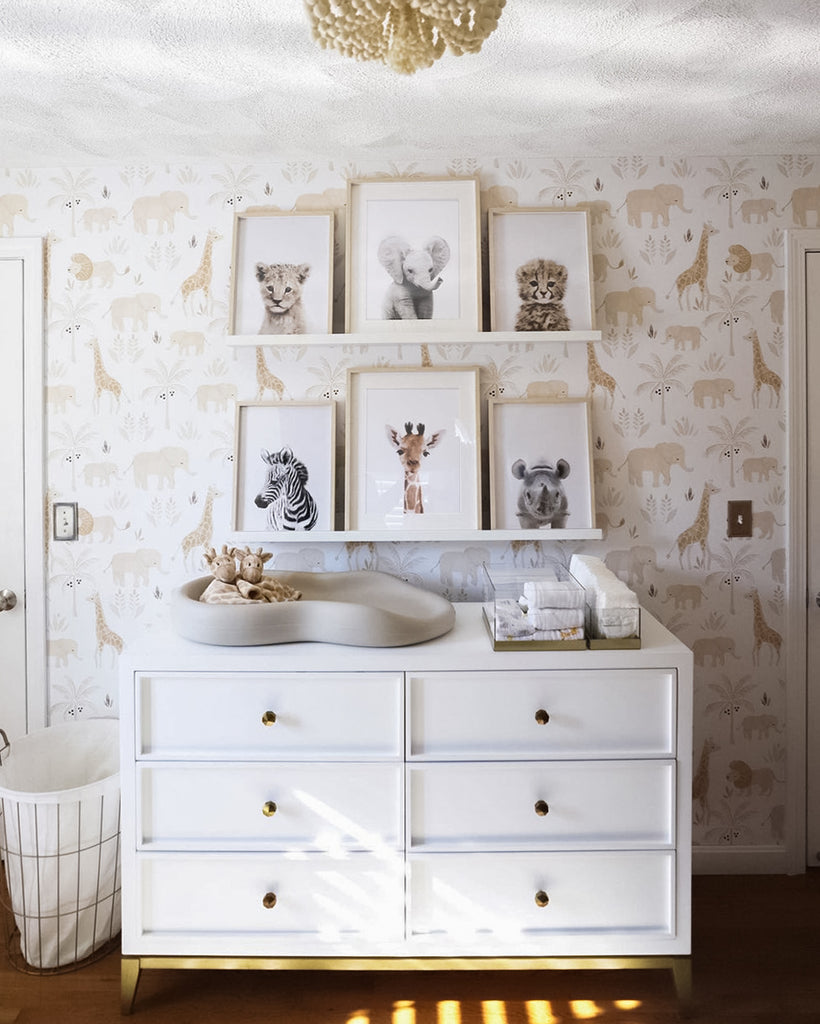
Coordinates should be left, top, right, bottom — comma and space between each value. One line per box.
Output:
569, 554, 640, 639
520, 577, 585, 640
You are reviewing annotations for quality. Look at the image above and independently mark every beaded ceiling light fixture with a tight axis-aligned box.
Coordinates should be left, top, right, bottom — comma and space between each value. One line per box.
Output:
304, 0, 507, 75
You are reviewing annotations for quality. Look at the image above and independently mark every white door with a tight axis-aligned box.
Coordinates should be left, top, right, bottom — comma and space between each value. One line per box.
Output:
0, 238, 46, 743
788, 229, 820, 867
805, 247, 820, 865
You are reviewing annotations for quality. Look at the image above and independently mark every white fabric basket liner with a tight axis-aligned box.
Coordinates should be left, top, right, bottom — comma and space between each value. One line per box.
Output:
0, 720, 121, 969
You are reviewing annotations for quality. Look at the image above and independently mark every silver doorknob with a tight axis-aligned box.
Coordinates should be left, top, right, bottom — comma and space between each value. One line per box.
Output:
0, 589, 17, 612
816, 592, 820, 608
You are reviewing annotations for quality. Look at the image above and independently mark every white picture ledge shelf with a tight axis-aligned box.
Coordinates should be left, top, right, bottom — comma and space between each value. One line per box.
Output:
228, 529, 604, 544
226, 330, 602, 348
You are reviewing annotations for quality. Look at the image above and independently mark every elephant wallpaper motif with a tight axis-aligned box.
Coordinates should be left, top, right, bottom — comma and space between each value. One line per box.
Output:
6, 151, 815, 858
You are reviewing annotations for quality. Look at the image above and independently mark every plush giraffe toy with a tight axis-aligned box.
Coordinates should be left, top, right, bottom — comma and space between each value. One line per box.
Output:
236, 546, 302, 603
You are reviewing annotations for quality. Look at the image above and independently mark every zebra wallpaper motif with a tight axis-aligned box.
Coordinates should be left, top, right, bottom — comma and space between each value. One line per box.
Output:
6, 152, 815, 860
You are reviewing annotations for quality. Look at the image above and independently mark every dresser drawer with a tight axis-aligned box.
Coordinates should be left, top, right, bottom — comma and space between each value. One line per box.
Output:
136, 853, 405, 941
407, 670, 676, 759
135, 672, 402, 759
408, 760, 675, 850
408, 851, 675, 943
138, 763, 403, 850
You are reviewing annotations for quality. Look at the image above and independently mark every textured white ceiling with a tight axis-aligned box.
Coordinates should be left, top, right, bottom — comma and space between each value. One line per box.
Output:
2, 0, 819, 168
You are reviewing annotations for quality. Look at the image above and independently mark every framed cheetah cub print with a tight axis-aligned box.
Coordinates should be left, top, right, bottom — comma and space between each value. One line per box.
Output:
488, 208, 595, 334
229, 210, 334, 336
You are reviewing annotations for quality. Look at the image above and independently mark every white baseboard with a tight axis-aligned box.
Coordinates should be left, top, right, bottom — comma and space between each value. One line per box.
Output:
693, 845, 796, 875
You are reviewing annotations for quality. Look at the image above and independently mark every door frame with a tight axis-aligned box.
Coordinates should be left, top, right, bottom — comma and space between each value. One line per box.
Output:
785, 228, 820, 872
1, 237, 47, 732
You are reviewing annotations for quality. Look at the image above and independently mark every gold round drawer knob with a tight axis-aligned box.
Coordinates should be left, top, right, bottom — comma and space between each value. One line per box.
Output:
534, 890, 550, 908
534, 708, 550, 725
261, 710, 277, 726
534, 799, 550, 816
262, 801, 278, 817
262, 892, 277, 909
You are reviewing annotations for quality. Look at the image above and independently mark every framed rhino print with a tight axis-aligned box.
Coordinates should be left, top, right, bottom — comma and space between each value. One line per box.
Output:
345, 366, 481, 532
488, 397, 595, 531
232, 401, 335, 534
345, 177, 482, 335
229, 210, 334, 336
488, 208, 595, 333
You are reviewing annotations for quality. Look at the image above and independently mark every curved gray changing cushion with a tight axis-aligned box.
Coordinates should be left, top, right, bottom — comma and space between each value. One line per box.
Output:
171, 570, 455, 647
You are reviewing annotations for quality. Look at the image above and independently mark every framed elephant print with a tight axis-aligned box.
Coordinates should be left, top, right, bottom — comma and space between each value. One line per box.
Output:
488, 208, 595, 333
232, 401, 336, 535
229, 210, 334, 336
345, 366, 481, 532
488, 397, 595, 531
345, 177, 482, 335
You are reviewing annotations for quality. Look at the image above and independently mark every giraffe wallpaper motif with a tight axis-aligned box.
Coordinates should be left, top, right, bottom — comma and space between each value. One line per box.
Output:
5, 152, 814, 856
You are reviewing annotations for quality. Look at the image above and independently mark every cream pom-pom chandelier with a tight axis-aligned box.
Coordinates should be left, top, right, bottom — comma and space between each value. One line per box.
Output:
304, 1, 507, 75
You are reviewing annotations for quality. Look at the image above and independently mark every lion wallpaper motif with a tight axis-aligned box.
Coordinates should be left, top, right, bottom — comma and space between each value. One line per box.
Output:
12, 151, 816, 862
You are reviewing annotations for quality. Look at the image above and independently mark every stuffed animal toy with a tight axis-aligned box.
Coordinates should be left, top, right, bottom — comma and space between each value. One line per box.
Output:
236, 546, 302, 602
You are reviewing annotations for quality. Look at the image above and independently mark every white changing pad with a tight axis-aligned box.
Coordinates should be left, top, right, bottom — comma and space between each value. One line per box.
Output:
171, 570, 455, 647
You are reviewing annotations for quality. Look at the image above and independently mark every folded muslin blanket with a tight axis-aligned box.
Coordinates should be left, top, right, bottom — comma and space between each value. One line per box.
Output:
532, 626, 585, 641
522, 580, 585, 609
526, 607, 585, 631
492, 600, 535, 638
199, 578, 302, 604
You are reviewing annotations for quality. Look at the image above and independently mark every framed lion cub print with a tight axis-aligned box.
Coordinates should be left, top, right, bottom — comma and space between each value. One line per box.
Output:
229, 210, 334, 336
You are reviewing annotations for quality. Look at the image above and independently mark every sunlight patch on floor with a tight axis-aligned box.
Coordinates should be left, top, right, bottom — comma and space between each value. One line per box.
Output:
438, 999, 462, 1024
482, 999, 507, 1024
525, 999, 559, 1024
569, 1001, 604, 1019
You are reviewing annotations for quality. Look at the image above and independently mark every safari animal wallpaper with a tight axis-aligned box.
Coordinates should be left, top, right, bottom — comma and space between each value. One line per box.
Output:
5, 151, 813, 859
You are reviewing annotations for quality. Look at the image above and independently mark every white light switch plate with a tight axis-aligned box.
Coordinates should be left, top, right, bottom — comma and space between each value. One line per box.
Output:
53, 501, 79, 541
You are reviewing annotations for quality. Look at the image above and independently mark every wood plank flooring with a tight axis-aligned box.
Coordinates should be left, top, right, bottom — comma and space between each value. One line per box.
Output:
1, 870, 818, 1023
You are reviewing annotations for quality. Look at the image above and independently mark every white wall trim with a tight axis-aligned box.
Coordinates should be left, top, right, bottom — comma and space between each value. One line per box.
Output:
1, 238, 47, 731
785, 229, 820, 874
693, 846, 791, 875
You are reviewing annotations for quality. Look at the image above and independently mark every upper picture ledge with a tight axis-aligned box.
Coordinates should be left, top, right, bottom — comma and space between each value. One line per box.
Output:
225, 330, 603, 348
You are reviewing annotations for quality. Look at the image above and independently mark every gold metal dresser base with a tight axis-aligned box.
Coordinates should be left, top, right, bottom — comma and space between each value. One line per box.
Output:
121, 954, 693, 1017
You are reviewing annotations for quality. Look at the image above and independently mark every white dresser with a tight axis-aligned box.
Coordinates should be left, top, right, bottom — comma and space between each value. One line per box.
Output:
119, 603, 693, 1013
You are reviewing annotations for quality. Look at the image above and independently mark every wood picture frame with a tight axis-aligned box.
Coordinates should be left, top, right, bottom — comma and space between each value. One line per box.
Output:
345, 177, 482, 335
229, 210, 334, 336
345, 366, 481, 532
488, 397, 595, 531
232, 401, 335, 534
488, 207, 595, 333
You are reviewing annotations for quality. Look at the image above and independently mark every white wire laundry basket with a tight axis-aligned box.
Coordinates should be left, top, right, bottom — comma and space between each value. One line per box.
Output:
0, 719, 121, 973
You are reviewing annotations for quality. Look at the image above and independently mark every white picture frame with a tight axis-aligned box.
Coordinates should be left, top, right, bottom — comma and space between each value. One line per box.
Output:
488, 397, 595, 531
232, 401, 335, 533
345, 177, 482, 335
345, 366, 481, 531
488, 207, 595, 333
229, 210, 334, 336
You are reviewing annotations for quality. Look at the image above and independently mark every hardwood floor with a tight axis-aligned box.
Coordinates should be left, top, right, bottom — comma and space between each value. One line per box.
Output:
1, 870, 818, 1023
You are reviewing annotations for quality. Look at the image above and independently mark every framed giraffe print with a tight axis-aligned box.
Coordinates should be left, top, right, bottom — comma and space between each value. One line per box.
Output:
345, 366, 481, 532
228, 210, 334, 336
488, 397, 595, 531
488, 207, 595, 333
231, 401, 336, 535
345, 177, 482, 335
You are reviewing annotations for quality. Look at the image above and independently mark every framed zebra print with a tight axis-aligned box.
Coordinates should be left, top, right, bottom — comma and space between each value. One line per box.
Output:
232, 401, 336, 535
345, 366, 481, 532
